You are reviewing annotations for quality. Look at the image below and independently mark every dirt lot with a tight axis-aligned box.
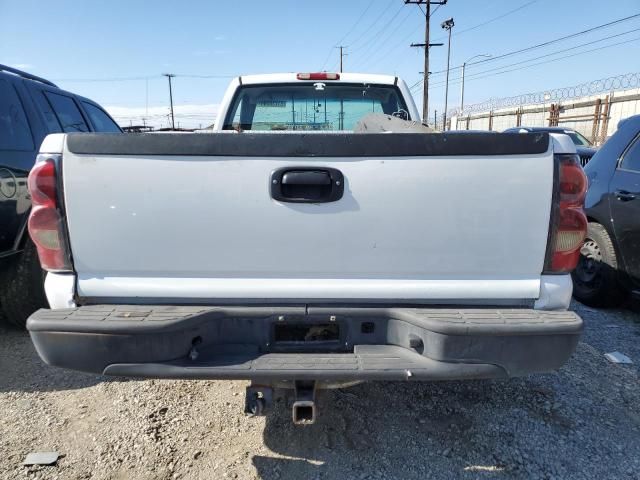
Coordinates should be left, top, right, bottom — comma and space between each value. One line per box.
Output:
1, 301, 639, 480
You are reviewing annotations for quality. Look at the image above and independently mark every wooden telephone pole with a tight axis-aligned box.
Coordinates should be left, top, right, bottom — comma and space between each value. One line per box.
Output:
337, 46, 347, 73
406, 0, 447, 123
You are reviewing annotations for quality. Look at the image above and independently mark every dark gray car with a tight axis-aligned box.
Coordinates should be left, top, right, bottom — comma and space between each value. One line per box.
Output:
503, 126, 597, 166
571, 115, 640, 306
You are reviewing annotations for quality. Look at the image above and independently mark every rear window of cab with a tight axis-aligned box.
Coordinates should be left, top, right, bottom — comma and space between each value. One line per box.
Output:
223, 83, 409, 131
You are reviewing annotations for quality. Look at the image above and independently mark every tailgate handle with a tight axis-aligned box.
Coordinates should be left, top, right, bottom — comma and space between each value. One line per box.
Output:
283, 170, 331, 186
271, 167, 344, 203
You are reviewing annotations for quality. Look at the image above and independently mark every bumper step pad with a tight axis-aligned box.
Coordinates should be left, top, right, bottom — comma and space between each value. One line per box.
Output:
103, 345, 504, 381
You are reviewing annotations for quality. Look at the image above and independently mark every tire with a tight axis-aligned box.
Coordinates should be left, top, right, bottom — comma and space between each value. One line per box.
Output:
0, 240, 48, 329
572, 222, 626, 308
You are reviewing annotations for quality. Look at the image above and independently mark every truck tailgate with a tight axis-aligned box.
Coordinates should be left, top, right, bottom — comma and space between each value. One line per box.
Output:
60, 132, 552, 302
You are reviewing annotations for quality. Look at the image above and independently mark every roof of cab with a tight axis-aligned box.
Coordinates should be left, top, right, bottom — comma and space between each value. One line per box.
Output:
237, 72, 398, 86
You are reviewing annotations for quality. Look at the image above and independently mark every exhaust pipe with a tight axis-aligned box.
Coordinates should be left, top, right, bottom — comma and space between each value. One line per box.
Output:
292, 381, 317, 425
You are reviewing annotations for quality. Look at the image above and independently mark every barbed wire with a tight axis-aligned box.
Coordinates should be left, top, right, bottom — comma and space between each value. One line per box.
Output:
454, 72, 640, 116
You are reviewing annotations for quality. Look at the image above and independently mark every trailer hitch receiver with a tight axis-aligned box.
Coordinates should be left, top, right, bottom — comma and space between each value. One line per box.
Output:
292, 380, 317, 425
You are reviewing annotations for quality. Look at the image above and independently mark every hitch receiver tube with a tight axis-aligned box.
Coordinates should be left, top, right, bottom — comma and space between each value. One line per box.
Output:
292, 381, 317, 425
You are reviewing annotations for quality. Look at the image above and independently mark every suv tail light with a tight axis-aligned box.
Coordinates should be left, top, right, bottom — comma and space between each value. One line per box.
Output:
546, 154, 588, 273
27, 155, 72, 271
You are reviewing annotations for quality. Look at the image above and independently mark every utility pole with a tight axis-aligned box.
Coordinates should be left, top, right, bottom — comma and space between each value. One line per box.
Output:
406, 0, 447, 123
459, 54, 492, 111
337, 46, 347, 73
336, 46, 347, 130
145, 77, 149, 118
162, 73, 176, 130
441, 17, 454, 131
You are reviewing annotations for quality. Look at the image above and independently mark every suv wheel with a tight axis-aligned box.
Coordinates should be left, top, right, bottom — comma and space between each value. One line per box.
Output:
0, 239, 48, 328
572, 222, 626, 307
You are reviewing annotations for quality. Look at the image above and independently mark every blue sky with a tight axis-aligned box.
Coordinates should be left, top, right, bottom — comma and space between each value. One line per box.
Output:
1, 0, 639, 128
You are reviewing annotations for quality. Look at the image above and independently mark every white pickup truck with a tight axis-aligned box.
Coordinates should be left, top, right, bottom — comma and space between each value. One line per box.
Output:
27, 72, 586, 424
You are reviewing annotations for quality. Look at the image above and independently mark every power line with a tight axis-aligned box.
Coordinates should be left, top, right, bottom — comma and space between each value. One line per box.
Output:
336, 0, 377, 46
417, 2, 444, 17
382, 0, 528, 72
442, 36, 640, 89
432, 27, 640, 87
368, 28, 424, 70
319, 0, 378, 70
172, 74, 237, 79
327, 58, 340, 73
52, 73, 236, 83
349, 2, 406, 54
411, 12, 640, 91
349, 7, 414, 69
428, 12, 640, 76
413, 25, 640, 90
367, 4, 447, 71
429, 3, 443, 16
431, 0, 538, 42
347, 0, 399, 50
322, 0, 399, 71
408, 76, 424, 90
425, 35, 640, 95
51, 75, 154, 83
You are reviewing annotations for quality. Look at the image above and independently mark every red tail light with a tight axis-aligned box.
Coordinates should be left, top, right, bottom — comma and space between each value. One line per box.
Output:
558, 159, 588, 204
547, 154, 588, 273
27, 155, 72, 271
296, 72, 340, 81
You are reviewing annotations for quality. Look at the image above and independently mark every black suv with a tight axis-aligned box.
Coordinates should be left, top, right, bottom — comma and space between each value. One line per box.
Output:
0, 64, 121, 327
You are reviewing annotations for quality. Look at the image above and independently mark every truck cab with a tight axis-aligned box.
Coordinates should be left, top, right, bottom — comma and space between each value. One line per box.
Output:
213, 72, 420, 131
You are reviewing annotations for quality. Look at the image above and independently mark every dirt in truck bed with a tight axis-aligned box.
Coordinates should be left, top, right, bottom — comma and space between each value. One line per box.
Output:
1, 301, 639, 480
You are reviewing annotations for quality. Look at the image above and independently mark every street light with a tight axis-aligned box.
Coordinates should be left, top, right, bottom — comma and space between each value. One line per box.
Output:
460, 54, 492, 111
441, 17, 454, 131
162, 73, 176, 130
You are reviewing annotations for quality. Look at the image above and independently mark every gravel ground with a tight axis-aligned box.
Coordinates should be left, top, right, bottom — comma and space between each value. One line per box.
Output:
1, 301, 639, 480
